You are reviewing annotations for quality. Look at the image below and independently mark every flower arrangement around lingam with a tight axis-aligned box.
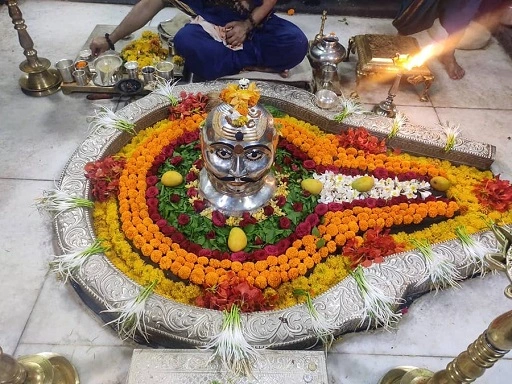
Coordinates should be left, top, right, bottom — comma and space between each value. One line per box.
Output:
40, 79, 512, 372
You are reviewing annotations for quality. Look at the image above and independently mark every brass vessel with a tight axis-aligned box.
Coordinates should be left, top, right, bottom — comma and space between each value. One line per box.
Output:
379, 226, 512, 384
308, 11, 346, 95
7, 0, 61, 96
0, 347, 26, 384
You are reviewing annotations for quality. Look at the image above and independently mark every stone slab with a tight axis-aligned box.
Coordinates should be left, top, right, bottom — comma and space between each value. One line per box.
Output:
126, 349, 328, 384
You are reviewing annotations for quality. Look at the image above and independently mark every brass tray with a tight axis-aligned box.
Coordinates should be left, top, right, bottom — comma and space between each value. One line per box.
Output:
61, 25, 182, 95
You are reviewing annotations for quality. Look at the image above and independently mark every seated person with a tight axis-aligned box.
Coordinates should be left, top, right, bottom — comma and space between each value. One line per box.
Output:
90, 0, 308, 80
394, 0, 505, 80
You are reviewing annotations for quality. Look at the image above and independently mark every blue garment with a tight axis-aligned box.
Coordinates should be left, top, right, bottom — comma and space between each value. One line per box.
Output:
173, 1, 308, 80
439, 0, 502, 34
394, 0, 503, 35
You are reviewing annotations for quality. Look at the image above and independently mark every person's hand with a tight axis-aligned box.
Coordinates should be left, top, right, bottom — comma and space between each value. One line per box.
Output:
90, 36, 110, 57
224, 20, 252, 48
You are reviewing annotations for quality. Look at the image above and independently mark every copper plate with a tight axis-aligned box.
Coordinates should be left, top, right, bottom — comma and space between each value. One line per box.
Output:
37, 353, 80, 384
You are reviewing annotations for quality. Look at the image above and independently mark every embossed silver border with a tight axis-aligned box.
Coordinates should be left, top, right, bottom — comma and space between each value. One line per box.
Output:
55, 81, 500, 348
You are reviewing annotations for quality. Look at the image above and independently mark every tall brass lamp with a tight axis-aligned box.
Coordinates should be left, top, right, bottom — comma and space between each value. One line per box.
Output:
379, 225, 512, 384
7, 0, 61, 96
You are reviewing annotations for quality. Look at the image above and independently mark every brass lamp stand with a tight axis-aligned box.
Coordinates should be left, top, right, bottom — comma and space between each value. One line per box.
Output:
7, 0, 61, 96
379, 226, 512, 384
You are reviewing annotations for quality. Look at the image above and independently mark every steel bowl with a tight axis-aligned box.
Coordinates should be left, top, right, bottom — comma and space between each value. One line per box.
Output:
93, 53, 123, 86
314, 89, 338, 109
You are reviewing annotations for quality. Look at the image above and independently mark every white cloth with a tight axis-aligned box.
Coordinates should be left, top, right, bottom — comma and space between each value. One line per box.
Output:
190, 16, 243, 51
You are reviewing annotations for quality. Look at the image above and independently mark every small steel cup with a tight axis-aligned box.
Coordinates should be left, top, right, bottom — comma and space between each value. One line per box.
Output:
141, 65, 156, 85
55, 59, 75, 83
74, 60, 92, 78
155, 61, 174, 81
73, 69, 90, 86
78, 49, 93, 62
124, 61, 139, 79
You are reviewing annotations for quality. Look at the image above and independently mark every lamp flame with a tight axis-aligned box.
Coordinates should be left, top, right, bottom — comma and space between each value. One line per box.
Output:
401, 44, 438, 71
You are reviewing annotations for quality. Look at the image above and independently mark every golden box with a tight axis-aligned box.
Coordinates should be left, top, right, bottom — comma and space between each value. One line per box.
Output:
347, 34, 435, 101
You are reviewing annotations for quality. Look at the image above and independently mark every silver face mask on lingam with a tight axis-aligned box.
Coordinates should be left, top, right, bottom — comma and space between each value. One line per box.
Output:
199, 82, 278, 216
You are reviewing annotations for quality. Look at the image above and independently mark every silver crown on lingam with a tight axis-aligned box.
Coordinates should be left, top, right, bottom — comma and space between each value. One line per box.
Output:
199, 79, 278, 216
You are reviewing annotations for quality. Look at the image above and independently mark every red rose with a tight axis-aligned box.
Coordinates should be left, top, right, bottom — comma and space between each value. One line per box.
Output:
263, 205, 274, 216
303, 159, 316, 170
146, 175, 159, 186
146, 197, 158, 210
279, 217, 291, 229
189, 243, 202, 255
170, 194, 181, 203
162, 145, 174, 157
205, 230, 216, 239
295, 222, 311, 238
156, 219, 168, 229
171, 232, 185, 243
231, 251, 247, 262
373, 167, 388, 179
275, 195, 287, 207
264, 245, 279, 256
193, 199, 206, 212
187, 188, 198, 198
240, 212, 257, 227
199, 248, 212, 257
170, 156, 183, 165
253, 249, 267, 261
193, 159, 204, 169
328, 202, 344, 212
212, 211, 226, 227
178, 213, 190, 226
145, 186, 159, 198
153, 154, 166, 166
186, 171, 197, 182
162, 225, 176, 236
292, 202, 303, 212
315, 203, 328, 216
305, 213, 319, 227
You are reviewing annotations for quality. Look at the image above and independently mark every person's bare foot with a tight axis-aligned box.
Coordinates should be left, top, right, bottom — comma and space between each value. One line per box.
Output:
439, 52, 465, 80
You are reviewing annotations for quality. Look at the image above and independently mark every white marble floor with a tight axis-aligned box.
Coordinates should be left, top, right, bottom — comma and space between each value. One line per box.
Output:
1, 1, 511, 383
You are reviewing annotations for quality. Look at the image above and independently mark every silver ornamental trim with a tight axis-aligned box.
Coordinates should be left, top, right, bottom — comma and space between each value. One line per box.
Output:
55, 81, 500, 348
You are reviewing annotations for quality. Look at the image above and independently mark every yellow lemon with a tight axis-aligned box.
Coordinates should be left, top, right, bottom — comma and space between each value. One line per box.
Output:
351, 176, 374, 192
301, 179, 323, 195
430, 176, 451, 192
228, 227, 247, 252
161, 170, 183, 187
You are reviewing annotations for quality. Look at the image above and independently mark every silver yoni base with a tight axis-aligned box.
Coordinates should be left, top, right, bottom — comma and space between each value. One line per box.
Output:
55, 81, 499, 349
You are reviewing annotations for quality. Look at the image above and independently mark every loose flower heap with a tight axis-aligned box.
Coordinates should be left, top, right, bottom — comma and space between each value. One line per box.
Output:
88, 85, 512, 316
121, 31, 169, 69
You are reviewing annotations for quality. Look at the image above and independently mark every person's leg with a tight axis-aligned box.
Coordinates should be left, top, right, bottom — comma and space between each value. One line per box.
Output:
242, 15, 308, 75
474, 0, 506, 32
174, 24, 257, 80
173, 16, 308, 80
438, 0, 482, 79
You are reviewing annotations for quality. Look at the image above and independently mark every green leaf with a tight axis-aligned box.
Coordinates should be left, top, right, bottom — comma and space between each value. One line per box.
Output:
312, 226, 320, 237
316, 238, 326, 249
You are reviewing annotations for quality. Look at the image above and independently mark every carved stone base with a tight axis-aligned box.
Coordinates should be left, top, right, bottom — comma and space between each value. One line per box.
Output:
126, 349, 328, 384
